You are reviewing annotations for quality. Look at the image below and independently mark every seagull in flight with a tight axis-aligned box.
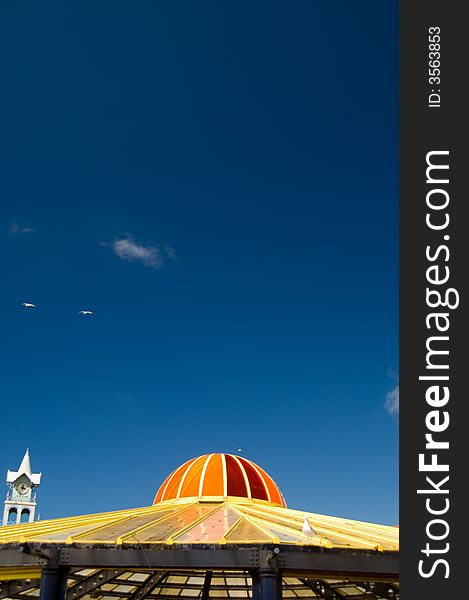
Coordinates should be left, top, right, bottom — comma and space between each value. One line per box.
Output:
78, 310, 94, 315
302, 517, 317, 537
21, 302, 36, 308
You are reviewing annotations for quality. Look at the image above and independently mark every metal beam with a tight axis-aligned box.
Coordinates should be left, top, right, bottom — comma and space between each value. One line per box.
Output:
0, 578, 40, 599
303, 578, 398, 600
0, 550, 45, 568
302, 579, 342, 600
279, 551, 398, 578
0, 544, 398, 585
59, 547, 259, 570
201, 571, 212, 600
54, 546, 397, 579
67, 569, 126, 600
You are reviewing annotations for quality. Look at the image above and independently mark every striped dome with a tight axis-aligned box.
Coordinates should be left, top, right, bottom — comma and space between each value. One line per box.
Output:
154, 454, 286, 507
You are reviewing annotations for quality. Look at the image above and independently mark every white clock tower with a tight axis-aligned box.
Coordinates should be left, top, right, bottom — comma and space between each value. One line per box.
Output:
3, 449, 42, 526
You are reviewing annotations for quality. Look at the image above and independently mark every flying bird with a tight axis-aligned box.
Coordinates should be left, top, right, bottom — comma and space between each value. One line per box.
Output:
21, 302, 36, 308
78, 310, 94, 315
302, 517, 317, 537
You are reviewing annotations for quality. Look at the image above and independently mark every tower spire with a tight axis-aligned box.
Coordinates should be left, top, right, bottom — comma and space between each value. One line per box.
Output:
3, 450, 41, 526
18, 449, 32, 476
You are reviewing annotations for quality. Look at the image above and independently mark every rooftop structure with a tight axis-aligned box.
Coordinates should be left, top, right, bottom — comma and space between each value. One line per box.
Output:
154, 454, 286, 506
3, 450, 41, 527
0, 453, 399, 600
6, 450, 41, 488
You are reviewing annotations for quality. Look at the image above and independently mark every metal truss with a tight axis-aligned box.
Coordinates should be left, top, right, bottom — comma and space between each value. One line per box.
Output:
67, 569, 128, 600
302, 577, 399, 600
127, 571, 167, 600
0, 578, 41, 599
0, 543, 398, 600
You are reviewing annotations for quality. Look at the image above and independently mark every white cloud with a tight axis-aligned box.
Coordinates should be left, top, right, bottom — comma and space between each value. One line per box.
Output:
107, 236, 173, 269
164, 244, 176, 260
385, 385, 399, 415
9, 222, 34, 235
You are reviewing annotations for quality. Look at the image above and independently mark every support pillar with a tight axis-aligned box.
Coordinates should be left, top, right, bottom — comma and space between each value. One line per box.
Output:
253, 568, 281, 600
39, 566, 69, 600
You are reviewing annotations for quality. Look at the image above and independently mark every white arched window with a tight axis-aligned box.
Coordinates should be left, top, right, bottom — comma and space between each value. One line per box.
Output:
7, 507, 18, 525
20, 508, 30, 523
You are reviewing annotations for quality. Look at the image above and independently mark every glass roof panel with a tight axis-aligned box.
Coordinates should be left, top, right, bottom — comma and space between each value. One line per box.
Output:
73, 569, 97, 576
225, 577, 249, 586
224, 519, 274, 542
295, 589, 315, 597
166, 576, 189, 584
334, 585, 366, 595
186, 577, 205, 585
121, 572, 151, 582
25, 525, 102, 542
254, 523, 306, 543
159, 588, 181, 596
137, 505, 219, 542
111, 584, 136, 593
71, 510, 178, 542
175, 506, 240, 543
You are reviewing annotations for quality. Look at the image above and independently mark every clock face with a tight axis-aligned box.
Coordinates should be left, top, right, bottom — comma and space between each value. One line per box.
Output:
15, 482, 30, 496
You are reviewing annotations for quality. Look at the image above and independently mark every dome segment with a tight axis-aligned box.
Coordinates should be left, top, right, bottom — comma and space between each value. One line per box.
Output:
154, 453, 286, 507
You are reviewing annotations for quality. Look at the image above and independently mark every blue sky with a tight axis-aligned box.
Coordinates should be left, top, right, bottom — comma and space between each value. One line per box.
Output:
0, 1, 398, 524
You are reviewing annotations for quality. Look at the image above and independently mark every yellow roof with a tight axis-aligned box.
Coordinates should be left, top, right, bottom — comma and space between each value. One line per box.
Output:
0, 497, 398, 551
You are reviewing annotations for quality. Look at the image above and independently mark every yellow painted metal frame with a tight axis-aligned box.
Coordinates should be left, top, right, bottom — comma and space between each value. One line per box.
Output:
0, 497, 398, 554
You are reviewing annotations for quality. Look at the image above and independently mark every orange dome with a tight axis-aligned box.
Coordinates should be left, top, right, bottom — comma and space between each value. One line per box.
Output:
154, 454, 286, 507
